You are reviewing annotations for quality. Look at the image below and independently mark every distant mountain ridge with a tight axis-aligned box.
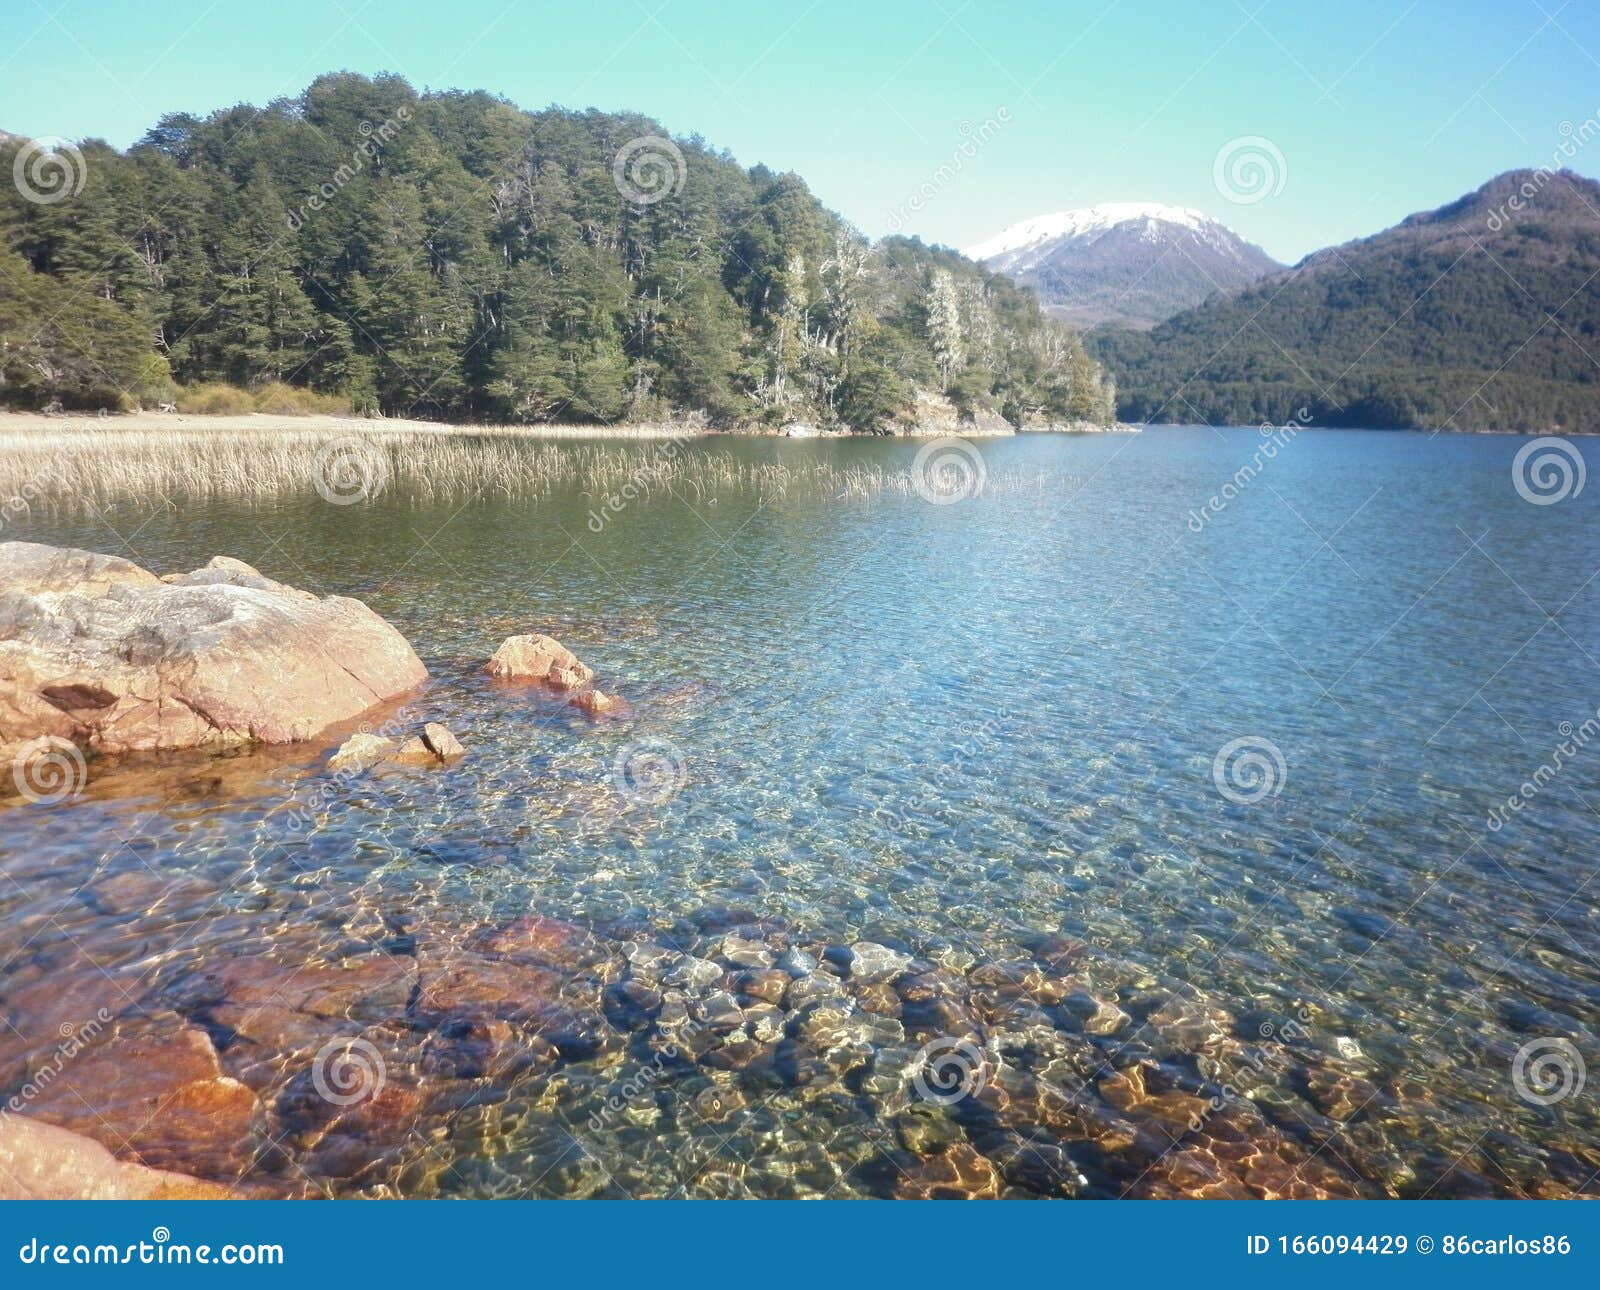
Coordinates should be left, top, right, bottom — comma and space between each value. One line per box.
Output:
966, 202, 1280, 329
1088, 169, 1600, 432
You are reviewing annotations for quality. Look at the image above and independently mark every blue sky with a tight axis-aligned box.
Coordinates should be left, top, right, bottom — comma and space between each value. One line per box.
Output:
3, 0, 1598, 261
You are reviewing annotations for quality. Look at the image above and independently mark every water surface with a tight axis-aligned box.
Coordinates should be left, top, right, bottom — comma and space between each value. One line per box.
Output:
3, 427, 1597, 1198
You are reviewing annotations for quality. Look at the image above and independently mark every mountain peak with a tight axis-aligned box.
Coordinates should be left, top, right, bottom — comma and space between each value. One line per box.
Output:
964, 202, 1218, 262
967, 202, 1280, 330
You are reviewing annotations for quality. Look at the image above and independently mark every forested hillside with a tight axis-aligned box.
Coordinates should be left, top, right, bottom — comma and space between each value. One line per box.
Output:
1089, 170, 1600, 432
0, 73, 1114, 430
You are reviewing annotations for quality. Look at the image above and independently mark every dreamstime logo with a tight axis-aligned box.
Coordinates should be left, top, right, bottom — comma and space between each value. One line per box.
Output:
3, 1007, 112, 1116
586, 429, 694, 532
1212, 135, 1287, 205
612, 738, 687, 806
1512, 437, 1585, 506
12, 136, 87, 205
1211, 736, 1287, 805
311, 1037, 386, 1106
312, 436, 389, 505
0, 450, 74, 536
287, 107, 412, 231
912, 1036, 987, 1105
885, 108, 1011, 232
874, 718, 1000, 838
1485, 111, 1600, 231
1511, 1037, 1585, 1107
1187, 409, 1311, 533
11, 736, 88, 805
911, 436, 987, 505
612, 135, 686, 206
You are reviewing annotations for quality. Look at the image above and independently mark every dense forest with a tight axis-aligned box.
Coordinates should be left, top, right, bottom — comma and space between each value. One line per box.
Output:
0, 73, 1114, 431
1088, 170, 1600, 433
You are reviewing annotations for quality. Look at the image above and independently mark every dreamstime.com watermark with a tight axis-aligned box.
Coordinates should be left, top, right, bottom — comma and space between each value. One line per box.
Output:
312, 435, 390, 505
586, 431, 696, 531
1485, 109, 1600, 231
18, 1229, 283, 1267
1187, 409, 1311, 533
1487, 705, 1600, 831
612, 135, 687, 206
1, 1009, 111, 1117
10, 735, 88, 805
1212, 735, 1287, 805
286, 109, 412, 231
0, 451, 74, 536
11, 136, 87, 205
1511, 437, 1585, 506
279, 703, 420, 831
885, 109, 1011, 233
1189, 1010, 1312, 1133
873, 718, 1000, 836
310, 1036, 386, 1107
612, 738, 688, 808
911, 1035, 988, 1105
586, 1022, 706, 1133
910, 436, 987, 504
1212, 135, 1287, 206
1511, 1037, 1585, 1107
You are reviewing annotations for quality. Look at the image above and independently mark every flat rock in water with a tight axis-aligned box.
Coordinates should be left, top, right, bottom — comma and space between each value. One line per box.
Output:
329, 732, 396, 771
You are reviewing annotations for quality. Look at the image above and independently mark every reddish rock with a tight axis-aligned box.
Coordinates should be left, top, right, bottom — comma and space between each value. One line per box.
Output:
414, 949, 592, 1026
0, 543, 428, 762
422, 722, 465, 758
484, 633, 594, 689
183, 953, 415, 1021
892, 1143, 1004, 1199
568, 688, 627, 718
389, 736, 441, 766
469, 914, 608, 972
24, 1019, 263, 1179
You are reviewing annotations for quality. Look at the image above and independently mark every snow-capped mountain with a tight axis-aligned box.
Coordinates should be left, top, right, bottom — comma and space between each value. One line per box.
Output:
966, 202, 1280, 330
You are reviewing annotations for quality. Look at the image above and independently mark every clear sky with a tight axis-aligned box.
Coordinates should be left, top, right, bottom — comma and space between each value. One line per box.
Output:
3, 0, 1598, 262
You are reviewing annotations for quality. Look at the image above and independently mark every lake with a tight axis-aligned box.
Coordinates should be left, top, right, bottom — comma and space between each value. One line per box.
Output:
3, 426, 1597, 1198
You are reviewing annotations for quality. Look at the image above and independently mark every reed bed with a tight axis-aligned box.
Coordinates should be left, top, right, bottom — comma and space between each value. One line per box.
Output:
0, 420, 1075, 516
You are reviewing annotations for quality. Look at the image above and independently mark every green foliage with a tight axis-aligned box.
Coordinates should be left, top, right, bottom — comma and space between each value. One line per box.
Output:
1091, 170, 1600, 432
0, 250, 149, 409
0, 75, 1113, 429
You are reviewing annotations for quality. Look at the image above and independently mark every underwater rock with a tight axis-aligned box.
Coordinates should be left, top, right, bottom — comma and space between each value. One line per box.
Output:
891, 1143, 1004, 1199
568, 688, 627, 718
22, 1017, 262, 1179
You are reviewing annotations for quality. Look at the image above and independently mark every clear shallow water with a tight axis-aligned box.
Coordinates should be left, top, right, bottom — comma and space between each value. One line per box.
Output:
3, 427, 1598, 1198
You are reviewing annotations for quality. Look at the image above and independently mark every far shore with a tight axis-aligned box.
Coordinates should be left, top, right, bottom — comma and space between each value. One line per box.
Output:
0, 410, 1130, 442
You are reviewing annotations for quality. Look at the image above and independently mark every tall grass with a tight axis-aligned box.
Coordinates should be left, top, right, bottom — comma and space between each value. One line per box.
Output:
0, 421, 1071, 516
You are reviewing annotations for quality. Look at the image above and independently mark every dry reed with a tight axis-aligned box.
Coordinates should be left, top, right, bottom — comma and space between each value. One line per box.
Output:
0, 419, 1074, 517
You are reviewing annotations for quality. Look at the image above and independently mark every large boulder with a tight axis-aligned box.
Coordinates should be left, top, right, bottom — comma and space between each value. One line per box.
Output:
0, 542, 428, 763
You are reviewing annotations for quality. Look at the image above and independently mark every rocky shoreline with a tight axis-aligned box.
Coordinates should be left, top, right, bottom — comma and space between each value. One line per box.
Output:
11, 889, 1585, 1199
